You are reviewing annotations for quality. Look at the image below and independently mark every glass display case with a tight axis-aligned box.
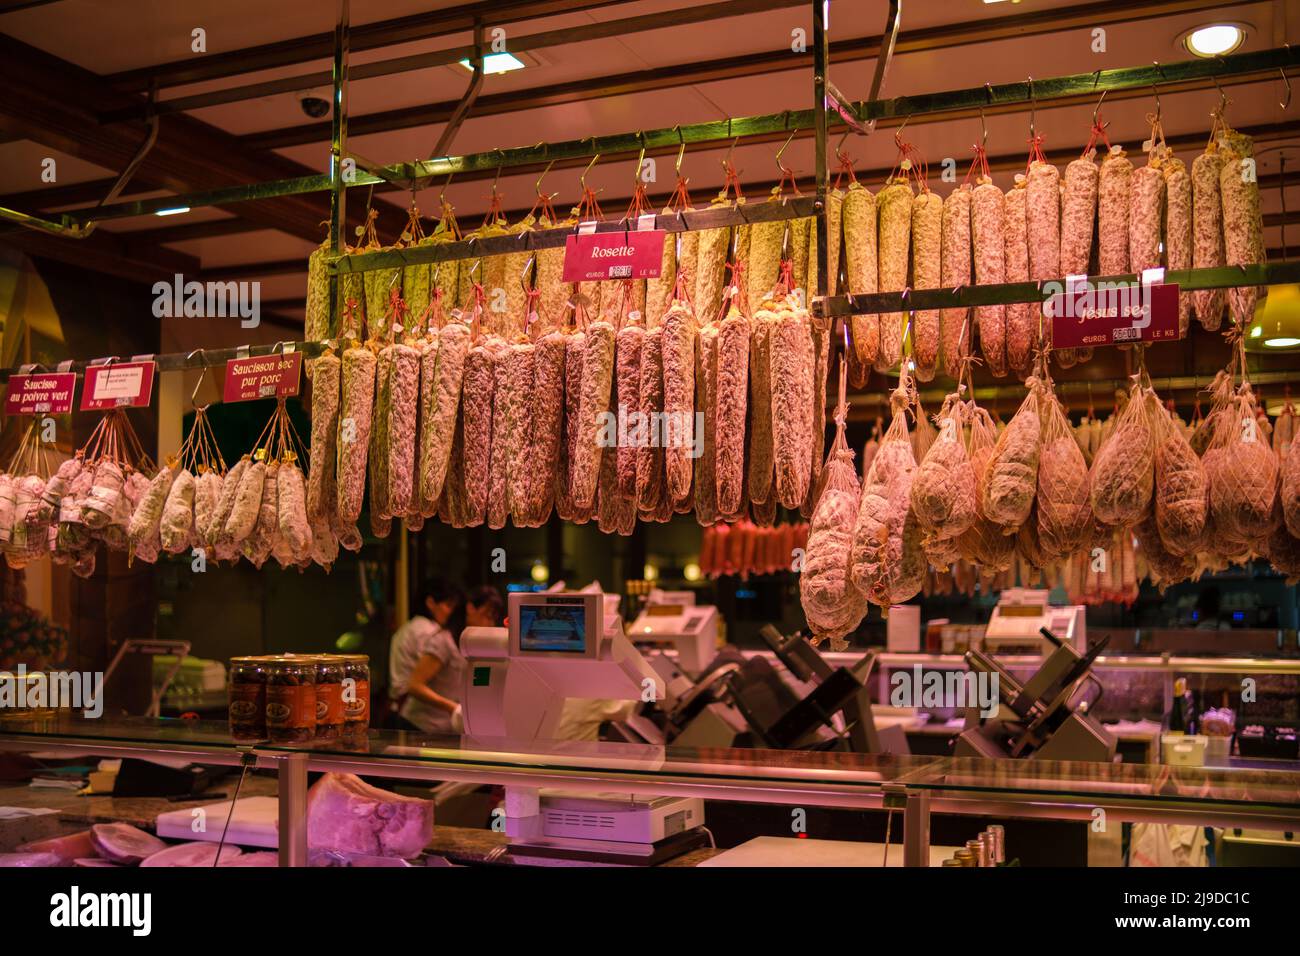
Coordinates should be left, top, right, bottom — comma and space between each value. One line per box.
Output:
2, 715, 1297, 867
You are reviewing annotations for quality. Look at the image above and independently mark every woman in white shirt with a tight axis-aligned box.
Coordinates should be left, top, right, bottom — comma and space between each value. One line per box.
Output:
388, 581, 466, 734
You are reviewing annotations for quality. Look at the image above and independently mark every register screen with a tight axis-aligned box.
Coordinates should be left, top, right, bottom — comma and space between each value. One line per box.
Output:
518, 599, 588, 653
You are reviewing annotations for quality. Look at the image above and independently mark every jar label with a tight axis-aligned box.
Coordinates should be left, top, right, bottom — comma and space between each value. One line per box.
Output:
266, 684, 316, 730
343, 679, 370, 721
316, 681, 345, 726
229, 683, 265, 731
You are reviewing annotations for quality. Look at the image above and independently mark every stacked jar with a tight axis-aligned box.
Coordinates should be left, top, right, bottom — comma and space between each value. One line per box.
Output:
228, 656, 269, 742
263, 656, 317, 744
336, 654, 371, 739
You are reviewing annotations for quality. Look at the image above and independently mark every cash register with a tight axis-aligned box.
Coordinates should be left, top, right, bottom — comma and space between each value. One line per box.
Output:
461, 590, 706, 863
983, 588, 1086, 655
627, 589, 718, 677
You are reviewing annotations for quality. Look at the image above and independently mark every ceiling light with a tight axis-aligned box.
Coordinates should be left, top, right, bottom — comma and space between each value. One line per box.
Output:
683, 562, 702, 583
643, 563, 659, 582
1247, 284, 1300, 350
530, 561, 548, 583
1184, 24, 1245, 57
459, 52, 526, 75
155, 206, 190, 217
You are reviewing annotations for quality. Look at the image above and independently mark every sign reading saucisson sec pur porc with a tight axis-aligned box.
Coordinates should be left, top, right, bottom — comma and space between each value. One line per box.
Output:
4, 372, 77, 415
223, 352, 302, 403
1046, 280, 1182, 349
562, 230, 666, 282
79, 361, 156, 411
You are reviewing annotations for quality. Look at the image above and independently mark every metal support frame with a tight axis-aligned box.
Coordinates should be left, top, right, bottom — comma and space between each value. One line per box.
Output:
23, 44, 1300, 231
328, 0, 350, 356
274, 751, 310, 867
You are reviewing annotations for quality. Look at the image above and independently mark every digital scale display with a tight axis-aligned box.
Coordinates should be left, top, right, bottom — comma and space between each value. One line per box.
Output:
518, 598, 589, 653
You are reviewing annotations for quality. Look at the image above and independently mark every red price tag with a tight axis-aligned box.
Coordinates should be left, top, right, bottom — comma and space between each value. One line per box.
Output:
4, 372, 77, 415
80, 362, 156, 410
562, 230, 665, 283
223, 352, 302, 403
1047, 281, 1182, 350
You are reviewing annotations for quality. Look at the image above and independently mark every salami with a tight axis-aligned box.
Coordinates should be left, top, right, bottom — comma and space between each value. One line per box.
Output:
336, 346, 376, 524
1192, 147, 1227, 330
1003, 180, 1033, 375
911, 190, 942, 381
970, 179, 1006, 377
876, 179, 913, 371
770, 302, 815, 509
842, 182, 879, 368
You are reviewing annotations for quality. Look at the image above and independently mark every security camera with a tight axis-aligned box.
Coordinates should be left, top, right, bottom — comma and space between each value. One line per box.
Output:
300, 95, 330, 119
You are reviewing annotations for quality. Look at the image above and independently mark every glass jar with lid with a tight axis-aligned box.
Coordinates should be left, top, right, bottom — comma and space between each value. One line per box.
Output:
228, 656, 268, 742
263, 656, 317, 744
313, 656, 345, 740
336, 654, 371, 739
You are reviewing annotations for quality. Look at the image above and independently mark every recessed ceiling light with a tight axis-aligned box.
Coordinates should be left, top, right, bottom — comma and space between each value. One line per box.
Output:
1264, 337, 1300, 348
1184, 24, 1245, 57
155, 206, 190, 216
459, 52, 526, 75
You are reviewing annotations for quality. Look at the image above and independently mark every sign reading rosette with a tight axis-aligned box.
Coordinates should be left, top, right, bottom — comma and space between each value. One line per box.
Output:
562, 229, 666, 282
4, 372, 77, 415
223, 351, 302, 403
1046, 275, 1182, 350
80, 360, 156, 411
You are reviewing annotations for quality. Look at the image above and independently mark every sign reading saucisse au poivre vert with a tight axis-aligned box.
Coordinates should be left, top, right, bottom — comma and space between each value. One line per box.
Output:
4, 372, 77, 415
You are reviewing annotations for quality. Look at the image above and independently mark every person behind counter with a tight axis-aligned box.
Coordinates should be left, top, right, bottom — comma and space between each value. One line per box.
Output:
388, 580, 466, 734
464, 585, 506, 629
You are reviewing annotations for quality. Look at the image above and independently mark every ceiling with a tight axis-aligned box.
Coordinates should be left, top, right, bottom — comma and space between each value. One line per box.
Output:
1, 0, 1298, 347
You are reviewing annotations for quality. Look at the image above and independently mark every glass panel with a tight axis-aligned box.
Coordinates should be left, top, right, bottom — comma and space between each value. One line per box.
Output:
4, 715, 1299, 812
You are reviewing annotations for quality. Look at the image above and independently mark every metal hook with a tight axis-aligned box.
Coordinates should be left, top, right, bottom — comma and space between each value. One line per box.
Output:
490, 151, 505, 195
775, 125, 798, 172
1210, 74, 1230, 118
1027, 76, 1036, 140
535, 158, 555, 196
438, 172, 454, 207
1092, 88, 1108, 127
633, 132, 647, 186
187, 349, 208, 407
1280, 65, 1292, 110
1151, 62, 1164, 121
673, 125, 686, 176
579, 153, 600, 191
723, 133, 739, 170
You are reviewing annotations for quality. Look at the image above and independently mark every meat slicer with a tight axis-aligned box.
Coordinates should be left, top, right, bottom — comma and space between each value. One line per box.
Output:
953, 628, 1116, 762
460, 589, 706, 864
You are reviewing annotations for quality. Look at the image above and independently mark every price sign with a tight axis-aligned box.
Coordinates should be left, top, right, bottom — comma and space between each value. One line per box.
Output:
562, 230, 666, 282
4, 372, 77, 415
223, 352, 302, 403
80, 361, 156, 410
1047, 281, 1182, 350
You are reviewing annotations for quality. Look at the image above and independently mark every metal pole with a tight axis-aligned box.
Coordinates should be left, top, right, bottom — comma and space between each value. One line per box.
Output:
812, 0, 829, 314
903, 790, 931, 867
276, 751, 310, 867
328, 0, 350, 334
